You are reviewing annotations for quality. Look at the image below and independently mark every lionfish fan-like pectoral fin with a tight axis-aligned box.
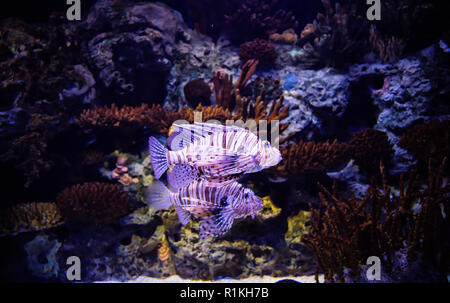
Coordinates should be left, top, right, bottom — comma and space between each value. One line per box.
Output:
148, 137, 169, 179
145, 180, 172, 211
167, 164, 200, 191
199, 210, 236, 239
174, 205, 191, 225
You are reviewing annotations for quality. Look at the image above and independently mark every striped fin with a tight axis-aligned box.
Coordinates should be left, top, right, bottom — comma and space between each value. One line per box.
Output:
167, 126, 201, 151
167, 164, 200, 191
174, 205, 191, 225
199, 211, 235, 238
148, 137, 169, 179
145, 180, 172, 211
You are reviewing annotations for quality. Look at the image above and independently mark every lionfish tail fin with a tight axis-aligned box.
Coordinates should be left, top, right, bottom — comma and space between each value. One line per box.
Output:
148, 137, 169, 179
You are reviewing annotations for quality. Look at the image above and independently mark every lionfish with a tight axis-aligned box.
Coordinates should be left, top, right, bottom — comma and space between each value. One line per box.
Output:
148, 122, 282, 186
145, 179, 263, 238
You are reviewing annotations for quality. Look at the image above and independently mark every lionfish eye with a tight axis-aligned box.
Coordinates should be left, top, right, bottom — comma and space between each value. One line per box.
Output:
244, 193, 249, 199
263, 141, 271, 148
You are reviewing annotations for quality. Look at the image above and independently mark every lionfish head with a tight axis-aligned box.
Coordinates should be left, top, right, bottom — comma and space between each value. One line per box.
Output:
242, 188, 263, 218
259, 140, 282, 168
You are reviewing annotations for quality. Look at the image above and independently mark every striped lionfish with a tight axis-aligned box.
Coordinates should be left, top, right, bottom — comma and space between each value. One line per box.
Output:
148, 122, 282, 187
145, 179, 263, 238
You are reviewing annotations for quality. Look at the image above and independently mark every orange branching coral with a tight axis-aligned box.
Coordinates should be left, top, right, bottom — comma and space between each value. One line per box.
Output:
276, 140, 351, 175
233, 89, 289, 134
212, 70, 233, 109
212, 59, 259, 110
349, 129, 394, 175
76, 103, 236, 135
369, 24, 406, 64
234, 59, 259, 92
303, 160, 449, 282
158, 234, 171, 266
399, 120, 450, 171
56, 182, 133, 225
76, 104, 178, 133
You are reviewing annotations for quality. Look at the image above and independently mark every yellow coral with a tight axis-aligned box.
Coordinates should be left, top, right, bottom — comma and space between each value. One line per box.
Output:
256, 196, 282, 220
284, 209, 311, 245
0, 202, 64, 235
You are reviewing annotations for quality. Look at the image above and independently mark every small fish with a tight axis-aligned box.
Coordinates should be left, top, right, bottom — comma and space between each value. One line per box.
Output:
148, 122, 282, 180
145, 180, 263, 238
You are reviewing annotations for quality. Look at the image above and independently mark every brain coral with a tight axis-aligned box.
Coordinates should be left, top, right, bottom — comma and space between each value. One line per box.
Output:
183, 79, 211, 107
56, 182, 132, 225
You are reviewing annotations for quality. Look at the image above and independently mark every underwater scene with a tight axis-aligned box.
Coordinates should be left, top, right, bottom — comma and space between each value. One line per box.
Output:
0, 0, 449, 284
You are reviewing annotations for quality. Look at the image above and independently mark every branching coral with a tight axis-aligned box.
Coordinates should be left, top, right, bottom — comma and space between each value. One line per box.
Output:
368, 0, 446, 62
77, 58, 290, 142
0, 19, 84, 108
275, 139, 352, 175
0, 202, 64, 235
349, 129, 394, 176
0, 112, 63, 187
296, 0, 369, 68
224, 0, 298, 42
76, 103, 183, 134
303, 160, 449, 282
56, 182, 133, 225
239, 39, 277, 65
212, 70, 234, 110
399, 120, 450, 172
369, 24, 406, 64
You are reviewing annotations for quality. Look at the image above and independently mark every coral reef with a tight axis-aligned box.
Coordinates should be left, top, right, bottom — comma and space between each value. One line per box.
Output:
349, 129, 394, 176
399, 120, 450, 172
295, 0, 369, 68
369, 25, 406, 64
269, 28, 298, 45
56, 182, 133, 225
183, 79, 211, 107
224, 0, 298, 42
368, 0, 447, 63
0, 202, 64, 235
303, 161, 449, 282
239, 39, 277, 66
0, 112, 65, 187
276, 139, 351, 175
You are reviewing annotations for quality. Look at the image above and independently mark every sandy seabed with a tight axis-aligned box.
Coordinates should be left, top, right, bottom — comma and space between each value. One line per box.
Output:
97, 275, 324, 283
